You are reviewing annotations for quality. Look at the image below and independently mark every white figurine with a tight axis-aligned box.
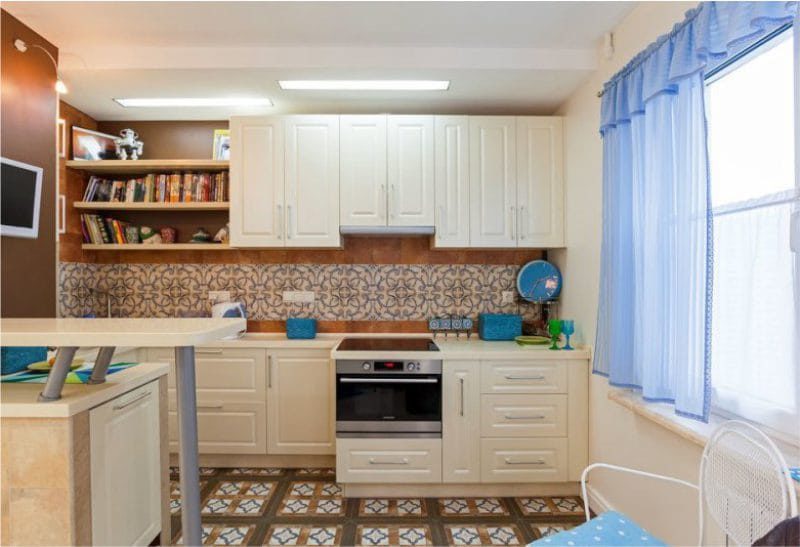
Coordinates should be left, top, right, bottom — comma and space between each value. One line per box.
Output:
114, 129, 144, 160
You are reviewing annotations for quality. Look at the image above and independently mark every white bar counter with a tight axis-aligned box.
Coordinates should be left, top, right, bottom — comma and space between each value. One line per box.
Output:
0, 317, 245, 546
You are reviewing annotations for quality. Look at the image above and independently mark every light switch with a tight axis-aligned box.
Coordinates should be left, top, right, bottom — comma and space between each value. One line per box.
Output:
283, 290, 315, 303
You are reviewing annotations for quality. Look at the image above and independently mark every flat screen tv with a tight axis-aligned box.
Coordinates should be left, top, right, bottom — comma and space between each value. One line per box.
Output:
1, 157, 43, 239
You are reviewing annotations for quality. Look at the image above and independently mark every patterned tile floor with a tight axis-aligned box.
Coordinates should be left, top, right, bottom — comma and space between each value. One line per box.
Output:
170, 467, 587, 546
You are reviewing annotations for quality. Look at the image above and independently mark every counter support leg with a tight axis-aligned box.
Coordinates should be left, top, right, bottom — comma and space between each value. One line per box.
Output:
175, 345, 202, 546
38, 346, 78, 402
87, 346, 116, 384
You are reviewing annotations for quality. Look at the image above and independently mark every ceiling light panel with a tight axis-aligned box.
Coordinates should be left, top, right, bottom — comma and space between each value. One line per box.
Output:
114, 97, 273, 107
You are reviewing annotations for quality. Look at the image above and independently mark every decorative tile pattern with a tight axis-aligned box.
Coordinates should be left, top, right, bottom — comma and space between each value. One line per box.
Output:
295, 467, 336, 477
263, 525, 343, 546
551, 497, 584, 514
226, 467, 285, 476
201, 481, 275, 516
439, 498, 509, 516
356, 525, 433, 546
59, 262, 541, 322
170, 479, 206, 514
532, 524, 568, 538
515, 497, 553, 515
278, 481, 345, 516
359, 498, 427, 517
445, 524, 523, 545
176, 524, 256, 545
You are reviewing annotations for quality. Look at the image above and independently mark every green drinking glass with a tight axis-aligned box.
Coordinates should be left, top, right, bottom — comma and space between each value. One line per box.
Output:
548, 319, 562, 350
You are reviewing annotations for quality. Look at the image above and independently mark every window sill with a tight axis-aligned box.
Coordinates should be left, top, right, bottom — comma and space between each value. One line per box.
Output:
607, 388, 800, 494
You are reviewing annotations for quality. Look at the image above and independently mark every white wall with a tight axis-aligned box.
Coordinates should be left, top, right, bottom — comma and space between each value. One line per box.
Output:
552, 2, 726, 545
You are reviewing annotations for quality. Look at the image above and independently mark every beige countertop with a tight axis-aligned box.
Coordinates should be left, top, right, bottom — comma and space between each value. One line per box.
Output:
1, 362, 169, 418
0, 317, 246, 347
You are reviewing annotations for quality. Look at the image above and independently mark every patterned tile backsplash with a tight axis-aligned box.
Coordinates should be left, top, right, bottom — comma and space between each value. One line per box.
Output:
58, 262, 540, 322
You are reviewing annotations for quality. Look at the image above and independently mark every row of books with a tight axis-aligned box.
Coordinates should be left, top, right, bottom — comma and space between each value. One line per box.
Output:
81, 214, 135, 245
81, 172, 229, 203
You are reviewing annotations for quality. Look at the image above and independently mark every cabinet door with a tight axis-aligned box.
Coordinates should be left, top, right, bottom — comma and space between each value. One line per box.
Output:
442, 360, 481, 483
230, 116, 285, 247
267, 349, 335, 454
469, 116, 517, 247
516, 117, 564, 247
340, 115, 387, 226
387, 115, 435, 226
91, 382, 161, 546
434, 116, 470, 247
285, 115, 341, 247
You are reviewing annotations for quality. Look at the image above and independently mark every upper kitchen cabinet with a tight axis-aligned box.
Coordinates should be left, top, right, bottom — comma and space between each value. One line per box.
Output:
229, 116, 285, 247
284, 115, 341, 247
340, 115, 388, 226
387, 116, 435, 226
434, 116, 470, 248
469, 116, 517, 247
516, 117, 564, 247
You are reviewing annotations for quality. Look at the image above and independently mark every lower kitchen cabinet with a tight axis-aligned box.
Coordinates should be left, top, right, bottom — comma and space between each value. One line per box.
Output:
480, 437, 568, 483
442, 360, 481, 483
336, 437, 442, 483
90, 381, 162, 546
167, 400, 267, 454
267, 349, 335, 454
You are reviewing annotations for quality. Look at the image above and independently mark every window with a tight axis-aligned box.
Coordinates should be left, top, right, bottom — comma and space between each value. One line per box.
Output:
705, 28, 798, 439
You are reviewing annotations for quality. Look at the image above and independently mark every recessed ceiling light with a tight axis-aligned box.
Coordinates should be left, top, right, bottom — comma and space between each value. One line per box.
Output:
278, 80, 450, 91
114, 97, 273, 107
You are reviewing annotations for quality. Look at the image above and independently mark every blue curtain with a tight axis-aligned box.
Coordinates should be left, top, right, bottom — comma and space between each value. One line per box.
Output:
595, 1, 798, 421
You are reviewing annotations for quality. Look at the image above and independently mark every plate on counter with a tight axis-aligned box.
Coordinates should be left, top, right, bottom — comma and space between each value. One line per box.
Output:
514, 336, 550, 346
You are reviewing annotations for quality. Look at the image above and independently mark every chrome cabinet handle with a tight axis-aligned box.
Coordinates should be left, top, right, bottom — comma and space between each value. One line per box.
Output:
389, 184, 397, 219
196, 349, 223, 355
339, 378, 438, 384
113, 391, 150, 411
519, 205, 525, 240
286, 204, 292, 239
504, 458, 545, 465
504, 414, 545, 420
268, 355, 273, 388
58, 194, 66, 235
380, 184, 386, 219
504, 374, 545, 380
510, 206, 516, 239
369, 457, 409, 465
277, 204, 283, 239
459, 377, 465, 417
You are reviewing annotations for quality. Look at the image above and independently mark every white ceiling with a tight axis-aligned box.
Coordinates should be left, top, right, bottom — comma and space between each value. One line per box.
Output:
4, 1, 636, 120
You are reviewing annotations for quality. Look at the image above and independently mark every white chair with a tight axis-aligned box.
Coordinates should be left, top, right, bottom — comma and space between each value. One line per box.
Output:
533, 420, 798, 545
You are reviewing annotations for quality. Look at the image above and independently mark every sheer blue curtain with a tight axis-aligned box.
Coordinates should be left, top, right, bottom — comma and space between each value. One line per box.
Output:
595, 1, 798, 421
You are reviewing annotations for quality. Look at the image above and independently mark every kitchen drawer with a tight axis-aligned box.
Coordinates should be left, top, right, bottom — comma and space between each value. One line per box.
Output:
149, 347, 266, 402
168, 400, 266, 454
480, 360, 567, 394
480, 438, 567, 482
336, 438, 442, 483
481, 394, 567, 438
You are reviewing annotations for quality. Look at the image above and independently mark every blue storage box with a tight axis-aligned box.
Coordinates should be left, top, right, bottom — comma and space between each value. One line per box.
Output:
286, 318, 317, 339
1, 347, 48, 375
478, 314, 522, 341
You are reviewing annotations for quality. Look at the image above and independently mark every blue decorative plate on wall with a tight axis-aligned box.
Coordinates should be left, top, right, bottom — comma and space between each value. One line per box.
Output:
516, 260, 562, 302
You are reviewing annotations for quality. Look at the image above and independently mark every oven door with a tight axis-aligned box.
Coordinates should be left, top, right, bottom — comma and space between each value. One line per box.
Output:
336, 374, 442, 434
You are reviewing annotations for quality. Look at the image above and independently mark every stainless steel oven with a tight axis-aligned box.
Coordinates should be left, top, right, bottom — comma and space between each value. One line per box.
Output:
335, 338, 442, 437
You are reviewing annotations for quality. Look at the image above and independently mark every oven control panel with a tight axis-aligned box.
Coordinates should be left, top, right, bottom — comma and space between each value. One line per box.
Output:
337, 359, 442, 374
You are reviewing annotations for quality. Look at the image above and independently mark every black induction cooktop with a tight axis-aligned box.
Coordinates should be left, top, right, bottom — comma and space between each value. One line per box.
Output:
337, 338, 439, 352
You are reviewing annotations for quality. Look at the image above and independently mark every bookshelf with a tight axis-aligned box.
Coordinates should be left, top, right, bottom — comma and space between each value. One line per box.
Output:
81, 243, 232, 251
73, 201, 229, 211
67, 159, 231, 250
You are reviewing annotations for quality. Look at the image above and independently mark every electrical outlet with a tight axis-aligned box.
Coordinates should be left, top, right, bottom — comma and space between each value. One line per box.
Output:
501, 291, 516, 304
283, 290, 315, 303
209, 290, 231, 303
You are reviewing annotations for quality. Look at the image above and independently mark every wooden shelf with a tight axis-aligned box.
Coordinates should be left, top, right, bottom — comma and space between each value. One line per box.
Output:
74, 201, 229, 211
81, 243, 232, 251
65, 159, 229, 175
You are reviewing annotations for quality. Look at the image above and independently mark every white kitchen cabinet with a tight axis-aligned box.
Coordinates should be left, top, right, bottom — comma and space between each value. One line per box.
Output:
229, 116, 285, 247
90, 382, 161, 546
267, 349, 335, 455
284, 115, 341, 247
387, 116, 435, 226
516, 117, 564, 247
442, 360, 481, 483
336, 437, 442, 483
434, 116, 470, 247
340, 115, 387, 226
469, 116, 517, 247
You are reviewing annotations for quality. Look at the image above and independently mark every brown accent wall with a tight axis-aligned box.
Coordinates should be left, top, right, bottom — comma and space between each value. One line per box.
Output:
97, 121, 228, 160
1, 10, 58, 317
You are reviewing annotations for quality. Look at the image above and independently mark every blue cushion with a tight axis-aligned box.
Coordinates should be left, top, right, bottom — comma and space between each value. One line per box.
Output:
529, 511, 667, 546
1, 347, 47, 375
